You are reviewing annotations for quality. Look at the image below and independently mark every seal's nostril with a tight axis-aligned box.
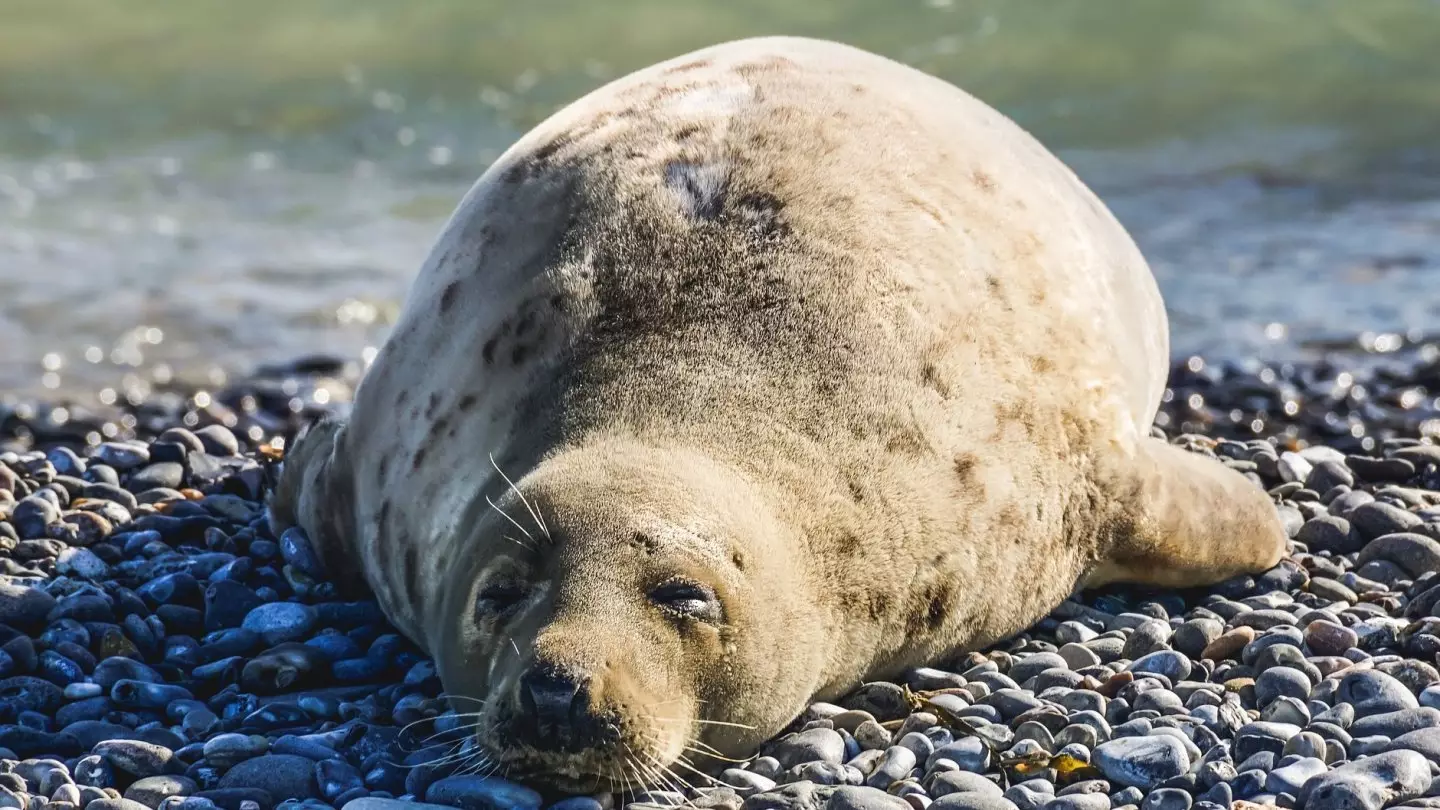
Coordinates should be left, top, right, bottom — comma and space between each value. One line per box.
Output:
520, 668, 583, 724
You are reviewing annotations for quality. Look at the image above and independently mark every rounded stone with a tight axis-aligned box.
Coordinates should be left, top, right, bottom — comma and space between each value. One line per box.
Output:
240, 603, 318, 646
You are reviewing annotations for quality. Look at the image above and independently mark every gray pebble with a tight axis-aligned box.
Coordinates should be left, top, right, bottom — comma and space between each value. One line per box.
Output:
1267, 757, 1327, 795
422, 775, 543, 810
1299, 749, 1430, 810
773, 729, 847, 769
1092, 736, 1190, 790
829, 786, 912, 810
1138, 789, 1189, 810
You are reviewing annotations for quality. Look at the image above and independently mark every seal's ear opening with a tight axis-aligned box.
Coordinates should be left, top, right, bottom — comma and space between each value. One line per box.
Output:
265, 413, 360, 588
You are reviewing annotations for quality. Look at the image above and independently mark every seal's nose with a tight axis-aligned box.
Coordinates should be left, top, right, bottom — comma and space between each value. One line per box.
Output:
520, 667, 582, 724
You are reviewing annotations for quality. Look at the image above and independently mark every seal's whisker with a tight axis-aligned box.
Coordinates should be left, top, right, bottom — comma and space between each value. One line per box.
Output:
502, 534, 534, 552
641, 750, 699, 807
670, 752, 724, 786
651, 716, 757, 731
486, 493, 536, 543
489, 451, 550, 539
385, 738, 463, 768
683, 743, 747, 764
437, 693, 491, 705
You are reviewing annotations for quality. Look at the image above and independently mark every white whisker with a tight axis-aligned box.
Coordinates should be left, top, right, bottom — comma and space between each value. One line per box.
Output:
490, 452, 550, 538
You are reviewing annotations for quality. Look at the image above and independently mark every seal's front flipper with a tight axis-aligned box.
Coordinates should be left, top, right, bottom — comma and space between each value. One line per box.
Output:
1084, 436, 1288, 589
266, 414, 363, 594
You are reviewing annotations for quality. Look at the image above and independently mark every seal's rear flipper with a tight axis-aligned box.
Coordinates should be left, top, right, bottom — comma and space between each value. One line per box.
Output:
1084, 436, 1289, 589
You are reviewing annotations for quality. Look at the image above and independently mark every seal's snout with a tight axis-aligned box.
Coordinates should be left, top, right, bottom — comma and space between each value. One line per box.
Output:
510, 663, 616, 754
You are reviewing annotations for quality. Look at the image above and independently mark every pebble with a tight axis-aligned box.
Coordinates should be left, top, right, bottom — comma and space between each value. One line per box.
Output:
240, 603, 318, 645
424, 776, 543, 810
1298, 749, 1430, 810
215, 754, 317, 800
1092, 736, 1190, 790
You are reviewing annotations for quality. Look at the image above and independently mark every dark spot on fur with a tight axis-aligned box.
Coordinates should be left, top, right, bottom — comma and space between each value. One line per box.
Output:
665, 59, 711, 74
953, 453, 979, 483
515, 311, 537, 337
549, 294, 566, 312
731, 191, 788, 243
377, 500, 390, 525
396, 390, 409, 407
995, 400, 1038, 439
1001, 503, 1024, 528
920, 363, 950, 396
1029, 355, 1055, 373
972, 169, 997, 192
884, 422, 927, 455
848, 480, 865, 503
458, 394, 478, 411
482, 337, 498, 365
376, 455, 390, 482
674, 125, 702, 141
439, 281, 460, 313
734, 56, 796, 77
665, 161, 729, 221
924, 583, 952, 631
731, 550, 746, 571
512, 345, 530, 366
425, 392, 440, 418
630, 532, 659, 554
412, 446, 428, 471
866, 590, 892, 621
402, 545, 420, 598
985, 276, 1002, 296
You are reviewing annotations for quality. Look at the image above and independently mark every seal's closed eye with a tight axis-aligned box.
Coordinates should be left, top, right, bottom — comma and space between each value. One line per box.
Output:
475, 581, 530, 621
649, 579, 723, 623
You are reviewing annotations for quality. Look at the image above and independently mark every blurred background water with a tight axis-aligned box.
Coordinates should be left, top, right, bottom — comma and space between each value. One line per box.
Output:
3, 0, 1440, 406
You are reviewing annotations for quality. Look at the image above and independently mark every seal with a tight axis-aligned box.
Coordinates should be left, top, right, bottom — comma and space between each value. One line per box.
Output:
268, 35, 1287, 793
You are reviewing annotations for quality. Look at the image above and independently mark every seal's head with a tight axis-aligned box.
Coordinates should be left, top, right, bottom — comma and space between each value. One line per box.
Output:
429, 439, 824, 794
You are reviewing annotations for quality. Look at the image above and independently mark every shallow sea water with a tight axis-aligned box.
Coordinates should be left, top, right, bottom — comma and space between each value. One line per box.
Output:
2, 0, 1440, 405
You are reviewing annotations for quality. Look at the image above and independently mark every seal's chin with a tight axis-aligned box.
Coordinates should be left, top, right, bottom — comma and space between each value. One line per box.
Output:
479, 729, 694, 796
486, 745, 640, 795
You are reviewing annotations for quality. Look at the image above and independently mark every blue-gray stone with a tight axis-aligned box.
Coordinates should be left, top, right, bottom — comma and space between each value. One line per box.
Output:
423, 775, 543, 810
217, 754, 318, 799
927, 737, 991, 773
1093, 736, 1190, 790
1350, 708, 1440, 739
1139, 788, 1190, 810
1126, 651, 1191, 682
280, 527, 327, 579
1299, 749, 1430, 810
1338, 670, 1418, 717
241, 602, 318, 645
1267, 757, 1326, 795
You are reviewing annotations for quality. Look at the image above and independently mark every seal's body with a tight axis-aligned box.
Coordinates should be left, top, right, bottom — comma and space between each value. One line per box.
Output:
270, 36, 1287, 792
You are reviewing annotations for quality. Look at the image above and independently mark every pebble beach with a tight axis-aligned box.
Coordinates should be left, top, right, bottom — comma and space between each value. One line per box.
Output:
2, 336, 1440, 810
